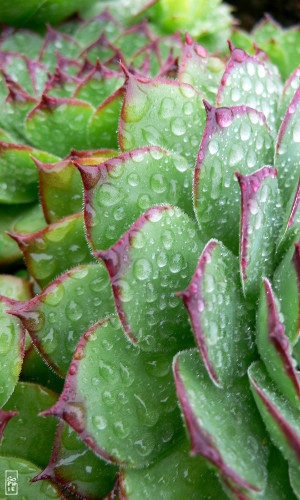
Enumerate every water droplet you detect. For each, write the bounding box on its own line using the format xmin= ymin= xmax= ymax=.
xmin=159 ymin=97 xmax=175 ymax=118
xmin=171 ymin=117 xmax=187 ymax=136
xmin=208 ymin=140 xmax=219 ymax=155
xmin=239 ymin=122 xmax=251 ymax=141
xmin=92 ymin=415 xmax=107 ymax=430
xmin=134 ymin=259 xmax=152 ymax=281
xmin=44 ymin=284 xmax=65 ymax=306
xmin=216 ymin=108 xmax=234 ymax=128
xmin=293 ymin=121 xmax=300 ymax=143
xmin=66 ymin=300 xmax=82 ymax=321
xmin=229 ymin=144 xmax=244 ymax=166
xmin=150 ymin=173 xmax=166 ymax=193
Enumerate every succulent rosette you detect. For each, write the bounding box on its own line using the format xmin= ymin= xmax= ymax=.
xmin=0 ymin=2 xmax=300 ymax=499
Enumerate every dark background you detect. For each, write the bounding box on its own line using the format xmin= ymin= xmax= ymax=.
xmin=230 ymin=0 xmax=300 ymax=29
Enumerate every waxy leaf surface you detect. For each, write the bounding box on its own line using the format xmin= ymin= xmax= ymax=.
xmin=180 ymin=240 xmax=254 ymax=387
xmin=34 ymin=421 xmax=118 ymax=499
xmin=237 ymin=167 xmax=280 ymax=300
xmin=44 ymin=317 xmax=184 ymax=468
xmin=10 ymin=263 xmax=115 ymax=376
xmin=80 ymin=147 xmax=195 ymax=252
xmin=119 ymin=74 xmax=206 ymax=165
xmin=257 ymin=278 xmax=300 ymax=406
xmin=1 ymin=382 xmax=58 ymax=468
xmin=9 ymin=213 xmax=94 ymax=288
xmin=217 ymin=45 xmax=282 ymax=134
xmin=25 ymin=95 xmax=94 ymax=157
xmin=249 ymin=361 xmax=300 ymax=470
xmin=0 ymin=297 xmax=25 ymax=406
xmin=174 ymin=349 xmax=269 ymax=493
xmin=98 ymin=206 xmax=204 ymax=352
xmin=194 ymin=104 xmax=273 ymax=254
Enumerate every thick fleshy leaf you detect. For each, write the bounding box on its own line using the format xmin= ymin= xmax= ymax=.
xmin=0 ymin=142 xmax=59 ymax=204
xmin=79 ymin=147 xmax=195 ymax=252
xmin=1 ymin=382 xmax=58 ymax=468
xmin=278 ymin=67 xmax=300 ymax=127
xmin=33 ymin=421 xmax=118 ymax=498
xmin=277 ymin=178 xmax=300 ymax=256
xmin=78 ymin=32 xmax=118 ymax=65
xmin=0 ymin=30 xmax=43 ymax=59
xmin=119 ymin=73 xmax=206 ymax=165
xmin=8 ymin=213 xmax=94 ymax=288
xmin=1 ymin=53 xmax=36 ymax=96
xmin=21 ymin=346 xmax=64 ymax=394
xmin=257 ymin=278 xmax=300 ymax=406
xmin=73 ymin=61 xmax=124 ymax=108
xmin=88 ymin=86 xmax=125 ymax=150
xmin=249 ymin=361 xmax=300 ymax=469
xmin=25 ymin=94 xmax=94 ymax=157
xmin=0 ymin=456 xmax=61 ymax=498
xmin=0 ymin=203 xmax=46 ymax=267
xmin=178 ymin=33 xmax=225 ymax=102
xmin=34 ymin=149 xmax=115 ymax=223
xmin=0 ymin=409 xmax=18 ymax=442
xmin=39 ymin=26 xmax=81 ymax=72
xmin=42 ymin=317 xmax=184 ymax=468
xmin=236 ymin=167 xmax=280 ymax=299
xmin=174 ymin=350 xmax=269 ymax=493
xmin=273 ymin=243 xmax=300 ymax=345
xmin=194 ymin=103 xmax=274 ymax=254
xmin=179 ymin=239 xmax=254 ymax=387
xmin=290 ymin=465 xmax=300 ymax=499
xmin=120 ymin=437 xmax=224 ymax=499
xmin=0 ymin=297 xmax=25 ymax=407
xmin=0 ymin=275 xmax=32 ymax=301
xmin=275 ymin=86 xmax=300 ymax=206
xmin=217 ymin=44 xmax=282 ymax=134
xmin=75 ymin=11 xmax=120 ymax=46
xmin=9 ymin=263 xmax=115 ymax=376
xmin=1 ymin=86 xmax=38 ymax=140
xmin=98 ymin=206 xmax=203 ymax=352
xmin=45 ymin=68 xmax=80 ymax=99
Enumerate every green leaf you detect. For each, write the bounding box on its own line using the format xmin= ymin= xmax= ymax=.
xmin=75 ymin=10 xmax=120 ymax=46
xmin=277 ymin=67 xmax=300 ymax=127
xmin=217 ymin=44 xmax=282 ymax=135
xmin=33 ymin=421 xmax=118 ymax=498
xmin=230 ymin=29 xmax=254 ymax=53
xmin=194 ymin=103 xmax=274 ymax=254
xmin=79 ymin=32 xmax=116 ymax=65
xmin=179 ymin=239 xmax=254 ymax=387
xmin=98 ymin=206 xmax=203 ymax=352
xmin=0 ymin=142 xmax=58 ymax=204
xmin=0 ymin=275 xmax=32 ymax=301
xmin=43 ymin=316 xmax=184 ymax=467
xmin=276 ymin=178 xmax=300 ymax=256
xmin=236 ymin=167 xmax=281 ymax=300
xmin=0 ymin=456 xmax=61 ymax=498
xmin=119 ymin=73 xmax=206 ymax=165
xmin=25 ymin=95 xmax=94 ymax=157
xmin=8 ymin=213 xmax=94 ymax=288
xmin=45 ymin=69 xmax=80 ymax=99
xmin=34 ymin=149 xmax=115 ymax=223
xmin=1 ymin=382 xmax=58 ymax=468
xmin=88 ymin=86 xmax=125 ymax=150
xmin=257 ymin=278 xmax=300 ymax=406
xmin=0 ymin=409 xmax=18 ymax=442
xmin=39 ymin=26 xmax=81 ymax=72
xmin=174 ymin=349 xmax=269 ymax=493
xmin=275 ymin=86 xmax=300 ymax=206
xmin=290 ymin=464 xmax=300 ymax=499
xmin=0 ymin=30 xmax=43 ymax=59
xmin=0 ymin=297 xmax=25 ymax=407
xmin=1 ymin=87 xmax=38 ymax=141
xmin=178 ymin=34 xmax=225 ymax=103
xmin=273 ymin=243 xmax=300 ymax=345
xmin=10 ymin=263 xmax=115 ymax=376
xmin=21 ymin=345 xmax=64 ymax=393
xmin=249 ymin=361 xmax=300 ymax=469
xmin=79 ymin=147 xmax=195 ymax=252
xmin=74 ymin=63 xmax=124 ymax=108
xmin=121 ymin=437 xmax=225 ymax=499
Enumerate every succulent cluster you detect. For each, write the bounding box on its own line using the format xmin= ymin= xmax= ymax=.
xmin=0 ymin=2 xmax=300 ymax=499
